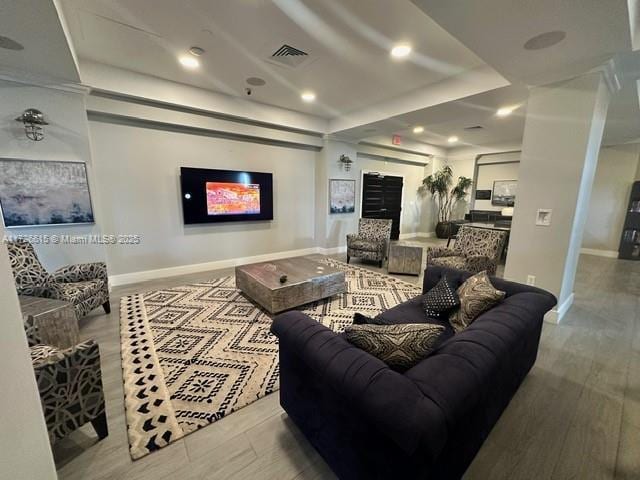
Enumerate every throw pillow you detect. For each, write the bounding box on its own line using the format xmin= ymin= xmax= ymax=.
xmin=353 ymin=312 xmax=388 ymax=325
xmin=449 ymin=271 xmax=505 ymax=333
xmin=345 ymin=323 xmax=445 ymax=371
xmin=422 ymin=276 xmax=460 ymax=319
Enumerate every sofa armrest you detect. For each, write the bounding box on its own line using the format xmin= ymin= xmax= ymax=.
xmin=53 ymin=262 xmax=108 ymax=283
xmin=426 ymin=246 xmax=455 ymax=263
xmin=272 ymin=311 xmax=447 ymax=460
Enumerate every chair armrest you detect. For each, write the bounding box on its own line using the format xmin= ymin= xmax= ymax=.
xmin=33 ymin=340 xmax=105 ymax=438
xmin=53 ymin=262 xmax=108 ymax=283
xmin=465 ymin=255 xmax=497 ymax=275
xmin=271 ymin=312 xmax=447 ymax=460
xmin=426 ymin=246 xmax=455 ymax=263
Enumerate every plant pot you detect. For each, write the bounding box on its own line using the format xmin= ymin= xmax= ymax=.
xmin=435 ymin=221 xmax=452 ymax=239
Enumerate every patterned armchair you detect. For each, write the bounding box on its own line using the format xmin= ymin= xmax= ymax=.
xmin=7 ymin=240 xmax=110 ymax=319
xmin=347 ymin=218 xmax=393 ymax=267
xmin=426 ymin=225 xmax=507 ymax=276
xmin=30 ymin=341 xmax=107 ymax=443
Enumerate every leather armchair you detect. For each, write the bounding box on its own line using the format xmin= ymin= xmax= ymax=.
xmin=6 ymin=240 xmax=110 ymax=319
xmin=347 ymin=218 xmax=393 ymax=268
xmin=426 ymin=225 xmax=507 ymax=275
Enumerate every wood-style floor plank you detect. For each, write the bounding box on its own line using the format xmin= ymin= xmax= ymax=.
xmin=51 ymin=241 xmax=640 ymax=480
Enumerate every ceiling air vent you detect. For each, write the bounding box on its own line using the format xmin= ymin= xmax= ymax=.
xmin=267 ymin=44 xmax=310 ymax=68
xmin=464 ymin=125 xmax=484 ymax=131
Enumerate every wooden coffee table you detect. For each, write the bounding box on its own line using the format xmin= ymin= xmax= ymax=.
xmin=235 ymin=257 xmax=346 ymax=314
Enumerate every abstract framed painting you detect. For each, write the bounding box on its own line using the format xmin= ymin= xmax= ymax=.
xmin=329 ymin=179 xmax=356 ymax=214
xmin=0 ymin=159 xmax=95 ymax=227
xmin=492 ymin=179 xmax=517 ymax=207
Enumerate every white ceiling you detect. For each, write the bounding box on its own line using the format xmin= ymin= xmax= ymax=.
xmin=0 ymin=0 xmax=79 ymax=83
xmin=411 ymin=0 xmax=634 ymax=86
xmin=59 ymin=0 xmax=489 ymax=118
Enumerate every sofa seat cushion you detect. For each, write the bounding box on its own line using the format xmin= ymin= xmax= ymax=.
xmin=56 ymin=280 xmax=106 ymax=304
xmin=345 ymin=323 xmax=445 ymax=371
xmin=430 ymin=256 xmax=468 ymax=271
xmin=348 ymin=238 xmax=383 ymax=251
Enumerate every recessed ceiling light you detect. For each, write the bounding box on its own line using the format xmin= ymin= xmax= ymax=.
xmin=246 ymin=77 xmax=266 ymax=86
xmin=301 ymin=91 xmax=316 ymax=102
xmin=412 ymin=126 xmax=424 ymax=134
xmin=179 ymin=55 xmax=199 ymax=69
xmin=0 ymin=35 xmax=24 ymax=51
xmin=390 ymin=44 xmax=412 ymax=59
xmin=496 ymin=106 xmax=517 ymax=117
xmin=523 ymin=31 xmax=566 ymax=50
xmin=447 ymin=136 xmax=459 ymax=143
xmin=189 ymin=46 xmax=205 ymax=56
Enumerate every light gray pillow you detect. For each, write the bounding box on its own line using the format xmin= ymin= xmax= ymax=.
xmin=345 ymin=323 xmax=445 ymax=371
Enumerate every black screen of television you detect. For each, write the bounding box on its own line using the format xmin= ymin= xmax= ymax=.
xmin=180 ymin=167 xmax=273 ymax=224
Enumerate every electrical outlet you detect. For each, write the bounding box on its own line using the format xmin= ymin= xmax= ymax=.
xmin=526 ymin=275 xmax=536 ymax=286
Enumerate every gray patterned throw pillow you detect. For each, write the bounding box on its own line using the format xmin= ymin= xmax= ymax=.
xmin=345 ymin=323 xmax=445 ymax=371
xmin=449 ymin=271 xmax=505 ymax=333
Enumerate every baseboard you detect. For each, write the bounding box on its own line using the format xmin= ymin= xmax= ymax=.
xmin=544 ymin=292 xmax=575 ymax=324
xmin=580 ymin=248 xmax=619 ymax=258
xmin=108 ymin=247 xmax=320 ymax=287
xmin=399 ymin=231 xmax=435 ymax=239
xmin=319 ymin=245 xmax=347 ymax=255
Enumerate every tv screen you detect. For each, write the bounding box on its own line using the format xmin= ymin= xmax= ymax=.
xmin=180 ymin=167 xmax=273 ymax=224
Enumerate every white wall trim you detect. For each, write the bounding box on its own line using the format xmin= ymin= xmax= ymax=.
xmin=399 ymin=231 xmax=436 ymax=239
xmin=319 ymin=245 xmax=348 ymax=255
xmin=544 ymin=292 xmax=575 ymax=324
xmin=109 ymin=247 xmax=320 ymax=287
xmin=580 ymin=248 xmax=619 ymax=258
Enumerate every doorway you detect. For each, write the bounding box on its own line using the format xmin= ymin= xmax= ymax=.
xmin=361 ymin=172 xmax=403 ymax=240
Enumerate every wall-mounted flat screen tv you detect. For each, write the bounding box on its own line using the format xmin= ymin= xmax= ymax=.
xmin=180 ymin=167 xmax=273 ymax=224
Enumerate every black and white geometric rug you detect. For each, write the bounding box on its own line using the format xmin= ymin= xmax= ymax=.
xmin=119 ymin=258 xmax=420 ymax=459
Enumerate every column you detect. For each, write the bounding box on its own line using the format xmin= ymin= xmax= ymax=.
xmin=504 ymin=72 xmax=612 ymax=322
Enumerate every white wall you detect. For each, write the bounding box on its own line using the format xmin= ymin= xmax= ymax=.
xmin=0 ymin=229 xmax=57 ymax=480
xmin=89 ymin=120 xmax=317 ymax=279
xmin=0 ymin=79 xmax=106 ymax=269
xmin=583 ymin=144 xmax=640 ymax=252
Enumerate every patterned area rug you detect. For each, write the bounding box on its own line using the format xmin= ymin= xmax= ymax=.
xmin=120 ymin=258 xmax=421 ymax=459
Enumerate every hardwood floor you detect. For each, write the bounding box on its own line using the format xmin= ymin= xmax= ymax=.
xmin=53 ymin=240 xmax=640 ymax=480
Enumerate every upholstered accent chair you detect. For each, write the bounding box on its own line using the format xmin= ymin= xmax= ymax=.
xmin=7 ymin=240 xmax=110 ymax=319
xmin=426 ymin=225 xmax=507 ymax=275
xmin=347 ymin=218 xmax=393 ymax=267
xmin=30 ymin=341 xmax=107 ymax=443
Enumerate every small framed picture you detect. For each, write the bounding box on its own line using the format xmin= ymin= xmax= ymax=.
xmin=329 ymin=179 xmax=355 ymax=214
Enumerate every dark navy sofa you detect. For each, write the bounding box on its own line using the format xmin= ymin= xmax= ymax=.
xmin=271 ymin=266 xmax=557 ymax=480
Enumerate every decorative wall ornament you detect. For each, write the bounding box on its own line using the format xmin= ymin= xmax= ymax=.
xmin=0 ymin=159 xmax=95 ymax=227
xmin=329 ymin=179 xmax=356 ymax=214
xmin=339 ymin=154 xmax=353 ymax=172
xmin=15 ymin=108 xmax=49 ymax=141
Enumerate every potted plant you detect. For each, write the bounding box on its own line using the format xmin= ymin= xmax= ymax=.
xmin=420 ymin=165 xmax=472 ymax=239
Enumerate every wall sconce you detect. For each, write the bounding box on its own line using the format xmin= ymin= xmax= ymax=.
xmin=15 ymin=108 xmax=48 ymax=141
xmin=339 ymin=154 xmax=353 ymax=172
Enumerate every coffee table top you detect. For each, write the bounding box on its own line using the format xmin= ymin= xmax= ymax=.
xmin=235 ymin=257 xmax=344 ymax=290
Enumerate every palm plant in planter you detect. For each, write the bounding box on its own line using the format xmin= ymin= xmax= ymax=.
xmin=420 ymin=166 xmax=472 ymax=239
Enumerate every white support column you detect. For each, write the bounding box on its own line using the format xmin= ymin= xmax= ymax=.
xmin=504 ymin=72 xmax=612 ymax=322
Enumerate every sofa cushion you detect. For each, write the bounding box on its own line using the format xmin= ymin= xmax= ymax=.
xmin=348 ymin=238 xmax=383 ymax=251
xmin=431 ymin=255 xmax=468 ymax=271
xmin=422 ymin=276 xmax=460 ymax=319
xmin=30 ymin=344 xmax=66 ymax=367
xmin=56 ymin=280 xmax=106 ymax=304
xmin=344 ymin=323 xmax=445 ymax=371
xmin=449 ymin=271 xmax=505 ymax=332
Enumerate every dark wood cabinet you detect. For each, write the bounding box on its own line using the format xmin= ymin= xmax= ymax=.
xmin=619 ymin=181 xmax=640 ymax=260
xmin=362 ymin=172 xmax=403 ymax=240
